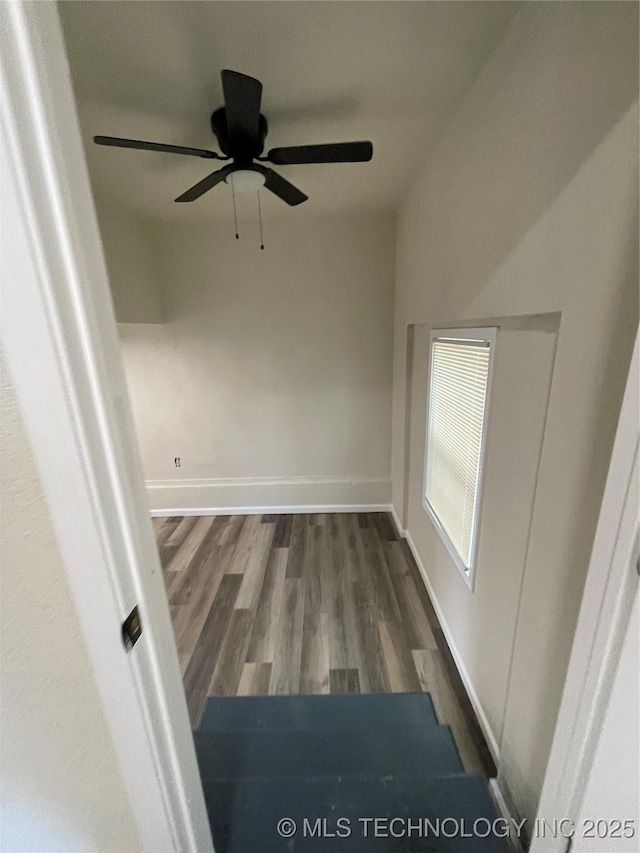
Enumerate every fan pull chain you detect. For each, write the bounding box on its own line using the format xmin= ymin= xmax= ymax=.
xmin=231 ymin=182 xmax=239 ymax=239
xmin=257 ymin=190 xmax=264 ymax=250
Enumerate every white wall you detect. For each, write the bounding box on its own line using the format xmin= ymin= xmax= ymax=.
xmin=407 ymin=319 xmax=559 ymax=758
xmin=119 ymin=212 xmax=396 ymax=511
xmin=391 ymin=1 xmax=638 ymax=829
xmin=96 ymin=200 xmax=163 ymax=324
xmin=0 ymin=361 xmax=141 ymax=853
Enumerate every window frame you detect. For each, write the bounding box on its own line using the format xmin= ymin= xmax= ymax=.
xmin=422 ymin=326 xmax=498 ymax=591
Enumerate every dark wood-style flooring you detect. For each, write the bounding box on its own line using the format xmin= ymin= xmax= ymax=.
xmin=155 ymin=512 xmax=495 ymax=777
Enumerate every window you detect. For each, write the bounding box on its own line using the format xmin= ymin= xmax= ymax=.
xmin=423 ymin=327 xmax=496 ymax=587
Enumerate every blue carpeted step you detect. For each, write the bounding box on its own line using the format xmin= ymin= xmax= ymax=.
xmin=202 ymin=773 xmax=510 ymax=852
xmin=198 ymin=692 xmax=438 ymax=732
xmin=194 ymin=724 xmax=464 ymax=781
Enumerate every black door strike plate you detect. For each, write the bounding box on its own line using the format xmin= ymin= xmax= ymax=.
xmin=122 ymin=605 xmax=142 ymax=651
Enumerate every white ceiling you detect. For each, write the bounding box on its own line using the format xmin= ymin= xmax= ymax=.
xmin=59 ymin=1 xmax=517 ymax=223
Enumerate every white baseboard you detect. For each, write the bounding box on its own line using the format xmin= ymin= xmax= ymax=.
xmin=151 ymin=504 xmax=392 ymax=518
xmin=404 ymin=530 xmax=501 ymax=764
xmin=489 ymin=779 xmax=525 ymax=853
xmin=389 ymin=504 xmax=406 ymax=538
xmin=146 ymin=475 xmax=391 ymax=513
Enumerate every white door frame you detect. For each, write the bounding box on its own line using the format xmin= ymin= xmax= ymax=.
xmin=2 ymin=3 xmax=637 ymax=850
xmin=531 ymin=331 xmax=639 ymax=853
xmin=0 ymin=2 xmax=212 ymax=851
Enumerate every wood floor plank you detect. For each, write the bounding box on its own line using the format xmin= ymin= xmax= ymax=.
xmin=183 ymin=573 xmax=242 ymax=725
xmin=285 ymin=514 xmax=308 ymax=578
xmin=340 ymin=574 xmax=365 ymax=675
xmin=399 ymin=538 xmax=442 ymax=635
xmin=378 ymin=620 xmax=422 ymax=693
xmin=163 ymin=570 xmax=179 ymax=598
xmin=156 ymin=519 xmax=181 ymax=549
xmin=166 ymin=516 xmax=214 ymax=573
xmin=269 ymin=578 xmax=304 ymax=694
xmin=432 ymin=636 xmax=497 ymax=777
xmin=234 ymin=523 xmax=275 ymax=610
xmin=352 ymin=582 xmax=390 ymax=693
xmin=152 ymin=517 xmax=168 ymax=541
xmin=208 ymin=609 xmax=254 ymax=697
xmin=226 ymin=514 xmax=263 ymax=574
xmin=335 ymin=513 xmax=359 ymax=584
xmin=350 ymin=526 xmax=378 ymax=611
xmin=272 ymin=514 xmax=292 ymax=548
xmin=165 ymin=515 xmax=196 ymax=547
xmin=300 ymin=610 xmax=330 ymax=695
xmin=169 ymin=516 xmax=230 ymax=606
xmin=363 ymin=526 xmax=402 ymax=621
xmin=253 ymin=662 xmax=273 ymax=695
xmin=237 ymin=662 xmax=273 ymax=696
xmin=218 ymin=514 xmax=246 ymax=548
xmin=325 ymin=517 xmax=352 ymax=670
xmin=350 ymin=520 xmax=399 ymax=621
xmin=302 ymin=525 xmax=323 ymax=611
xmin=370 ymin=512 xmax=398 ymax=542
xmin=245 ymin=547 xmax=288 ymax=664
xmin=300 ymin=516 xmax=335 ymax=694
xmin=237 ymin=662 xmax=258 ymax=696
xmin=172 ymin=544 xmax=235 ymax=674
xmin=159 ymin=545 xmax=179 ymax=572
xmin=412 ymin=648 xmax=486 ymax=775
xmin=384 ymin=541 xmax=438 ymax=650
xmin=329 ymin=668 xmax=361 ymax=694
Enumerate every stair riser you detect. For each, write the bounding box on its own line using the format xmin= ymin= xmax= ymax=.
xmin=195 ymin=725 xmax=464 ymax=780
xmin=204 ymin=775 xmax=510 ymax=853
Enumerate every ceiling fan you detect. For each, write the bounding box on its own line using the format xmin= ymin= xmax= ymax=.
xmin=93 ymin=69 xmax=373 ymax=206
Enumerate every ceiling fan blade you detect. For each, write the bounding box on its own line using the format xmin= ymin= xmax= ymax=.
xmin=221 ymin=70 xmax=263 ymax=144
xmin=267 ymin=141 xmax=373 ymax=165
xmin=174 ymin=166 xmax=232 ymax=203
xmin=93 ymin=135 xmax=220 ymax=159
xmin=262 ymin=168 xmax=308 ymax=206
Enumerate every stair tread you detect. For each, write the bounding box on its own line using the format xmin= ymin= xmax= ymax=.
xmin=203 ymin=773 xmax=510 ymax=852
xmin=198 ymin=692 xmax=439 ymax=732
xmin=194 ymin=724 xmax=464 ymax=780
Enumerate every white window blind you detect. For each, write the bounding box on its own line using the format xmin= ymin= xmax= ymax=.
xmin=424 ymin=334 xmax=493 ymax=573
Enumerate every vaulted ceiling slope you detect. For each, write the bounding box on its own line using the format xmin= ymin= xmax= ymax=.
xmin=59 ymin=1 xmax=517 ymax=222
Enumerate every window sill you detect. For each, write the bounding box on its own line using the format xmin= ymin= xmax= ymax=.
xmin=423 ymin=498 xmax=476 ymax=592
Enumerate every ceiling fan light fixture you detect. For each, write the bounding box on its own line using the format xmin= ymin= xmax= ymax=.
xmin=225 ymin=169 xmax=266 ymax=193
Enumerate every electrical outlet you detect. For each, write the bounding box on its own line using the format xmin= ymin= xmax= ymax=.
xmin=174 ymin=457 xmax=181 ymax=468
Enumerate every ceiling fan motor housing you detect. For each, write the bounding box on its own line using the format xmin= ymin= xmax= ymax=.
xmin=211 ymin=107 xmax=268 ymax=162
